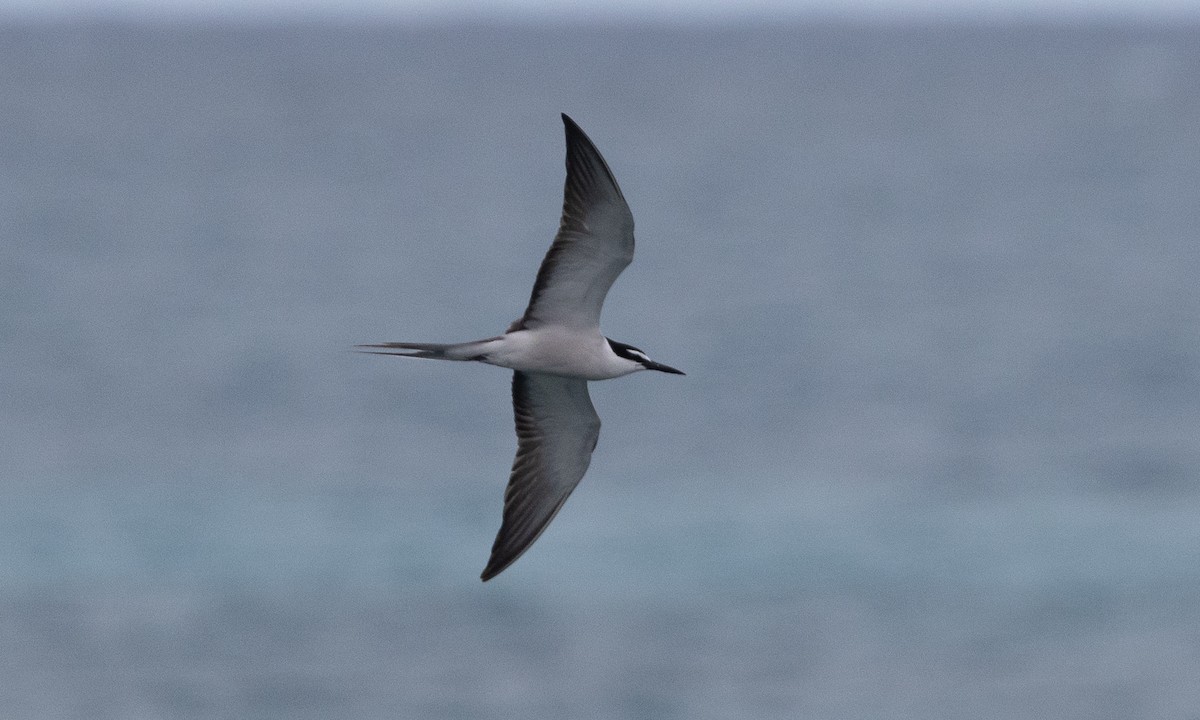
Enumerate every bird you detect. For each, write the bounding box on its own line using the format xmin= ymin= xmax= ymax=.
xmin=360 ymin=113 xmax=683 ymax=581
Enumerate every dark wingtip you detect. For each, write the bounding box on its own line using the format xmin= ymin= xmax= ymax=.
xmin=479 ymin=543 xmax=508 ymax=581
xmin=480 ymin=558 xmax=508 ymax=582
xmin=561 ymin=113 xmax=585 ymax=139
xmin=480 ymin=534 xmax=529 ymax=581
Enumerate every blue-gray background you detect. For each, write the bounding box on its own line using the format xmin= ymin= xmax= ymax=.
xmin=3 ymin=20 xmax=1199 ymax=719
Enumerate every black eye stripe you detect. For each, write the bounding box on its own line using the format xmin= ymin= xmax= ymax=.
xmin=606 ymin=338 xmax=649 ymax=363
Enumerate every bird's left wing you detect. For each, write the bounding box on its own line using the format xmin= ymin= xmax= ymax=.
xmin=480 ymin=371 xmax=601 ymax=581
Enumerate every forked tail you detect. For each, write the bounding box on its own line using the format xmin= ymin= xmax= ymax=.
xmin=355 ymin=337 xmax=501 ymax=361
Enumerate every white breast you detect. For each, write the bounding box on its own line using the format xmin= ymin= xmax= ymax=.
xmin=481 ymin=328 xmax=640 ymax=380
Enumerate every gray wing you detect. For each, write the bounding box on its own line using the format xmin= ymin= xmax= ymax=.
xmin=480 ymin=371 xmax=601 ymax=581
xmin=516 ymin=114 xmax=635 ymax=331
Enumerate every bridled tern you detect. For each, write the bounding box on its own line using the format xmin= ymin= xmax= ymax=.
xmin=360 ymin=114 xmax=684 ymax=581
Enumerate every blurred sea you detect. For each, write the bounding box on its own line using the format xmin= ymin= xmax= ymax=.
xmin=2 ymin=20 xmax=1199 ymax=719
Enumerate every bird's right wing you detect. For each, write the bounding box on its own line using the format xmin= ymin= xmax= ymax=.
xmin=515 ymin=114 xmax=635 ymax=332
xmin=480 ymin=371 xmax=601 ymax=581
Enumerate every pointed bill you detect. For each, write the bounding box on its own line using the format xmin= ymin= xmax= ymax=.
xmin=516 ymin=114 xmax=635 ymax=331
xmin=481 ymin=371 xmax=601 ymax=581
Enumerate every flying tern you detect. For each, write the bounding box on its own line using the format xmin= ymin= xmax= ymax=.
xmin=360 ymin=114 xmax=683 ymax=581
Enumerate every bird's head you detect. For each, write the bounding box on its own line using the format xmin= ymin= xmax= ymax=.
xmin=607 ymin=338 xmax=685 ymax=375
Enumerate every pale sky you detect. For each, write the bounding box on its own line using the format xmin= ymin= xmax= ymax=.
xmin=2 ymin=0 xmax=1197 ymax=21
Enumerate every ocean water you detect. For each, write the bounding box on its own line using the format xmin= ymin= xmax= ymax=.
xmin=2 ymin=20 xmax=1199 ymax=719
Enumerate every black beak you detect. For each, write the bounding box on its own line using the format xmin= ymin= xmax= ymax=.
xmin=646 ymin=361 xmax=685 ymax=375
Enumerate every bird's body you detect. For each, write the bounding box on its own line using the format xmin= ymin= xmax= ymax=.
xmin=361 ymin=114 xmax=682 ymax=581
xmin=370 ymin=329 xmax=650 ymax=380
xmin=494 ymin=328 xmax=629 ymax=379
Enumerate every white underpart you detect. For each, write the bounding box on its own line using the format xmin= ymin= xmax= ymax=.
xmin=477 ymin=328 xmax=643 ymax=380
